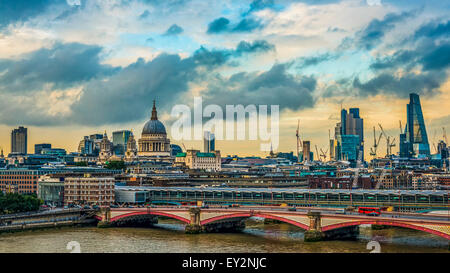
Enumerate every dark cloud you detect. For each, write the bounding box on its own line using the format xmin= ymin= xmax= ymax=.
xmin=70 ymin=54 xmax=197 ymax=125
xmin=420 ymin=43 xmax=450 ymax=71
xmin=232 ymin=18 xmax=264 ymax=32
xmin=192 ymin=47 xmax=232 ymax=67
xmin=414 ymin=20 xmax=450 ymax=40
xmin=245 ymin=0 xmax=276 ymax=15
xmin=353 ymin=72 xmax=446 ymax=98
xmin=370 ymin=49 xmax=416 ymax=71
xmin=352 ymin=10 xmax=416 ymax=50
xmin=0 ymin=0 xmax=66 ymax=28
xmin=192 ymin=40 xmax=275 ymax=67
xmin=163 ymin=24 xmax=184 ymax=36
xmin=206 ymin=17 xmax=230 ymax=34
xmin=0 ymin=40 xmax=278 ymax=126
xmin=297 ymin=53 xmax=340 ymax=68
xmin=235 ymin=40 xmax=275 ymax=55
xmin=370 ymin=41 xmax=450 ymax=72
xmin=0 ymin=42 xmax=117 ymax=93
xmin=202 ymin=63 xmax=316 ymax=111
xmin=206 ymin=17 xmax=264 ymax=34
xmin=349 ymin=18 xmax=450 ymax=99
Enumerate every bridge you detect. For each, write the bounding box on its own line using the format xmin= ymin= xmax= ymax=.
xmin=95 ymin=206 xmax=450 ymax=241
xmin=116 ymin=186 xmax=450 ymax=211
xmin=0 ymin=208 xmax=97 ymax=233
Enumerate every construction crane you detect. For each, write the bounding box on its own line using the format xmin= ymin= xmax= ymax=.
xmin=370 ymin=126 xmax=383 ymax=158
xmin=378 ymin=124 xmax=396 ymax=157
xmin=315 ymin=145 xmax=320 ymax=162
xmin=444 ymin=127 xmax=448 ymax=144
xmin=328 ymin=129 xmax=332 ymax=161
xmin=320 ymin=147 xmax=328 ymax=162
xmin=181 ymin=143 xmax=187 ymax=152
xmin=296 ymin=120 xmax=301 ymax=163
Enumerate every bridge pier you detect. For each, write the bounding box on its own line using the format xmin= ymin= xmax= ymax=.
xmin=185 ymin=207 xmax=202 ymax=234
xmin=304 ymin=211 xmax=325 ymax=242
xmin=97 ymin=207 xmax=112 ymax=228
xmin=304 ymin=211 xmax=360 ymax=242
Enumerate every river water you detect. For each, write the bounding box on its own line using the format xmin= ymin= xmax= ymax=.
xmin=0 ymin=220 xmax=448 ymax=253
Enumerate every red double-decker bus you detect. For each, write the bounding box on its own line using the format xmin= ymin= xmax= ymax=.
xmin=358 ymin=207 xmax=381 ymax=216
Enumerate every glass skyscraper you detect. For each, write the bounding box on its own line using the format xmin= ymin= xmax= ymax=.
xmin=203 ymin=131 xmax=215 ymax=153
xmin=112 ymin=130 xmax=132 ymax=156
xmin=333 ymin=108 xmax=364 ymax=162
xmin=405 ymin=93 xmax=430 ymax=157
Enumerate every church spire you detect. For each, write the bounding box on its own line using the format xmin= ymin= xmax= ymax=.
xmin=151 ymin=100 xmax=158 ymax=120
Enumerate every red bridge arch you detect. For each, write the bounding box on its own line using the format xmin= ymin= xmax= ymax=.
xmin=108 ymin=211 xmax=191 ymax=224
xmin=322 ymin=220 xmax=450 ymax=240
xmin=200 ymin=212 xmax=309 ymax=230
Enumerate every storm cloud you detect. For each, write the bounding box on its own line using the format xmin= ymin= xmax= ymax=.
xmin=202 ymin=63 xmax=317 ymax=111
xmin=0 ymin=39 xmax=279 ymax=126
xmin=0 ymin=42 xmax=117 ymax=93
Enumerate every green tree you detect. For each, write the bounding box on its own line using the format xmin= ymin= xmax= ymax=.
xmin=0 ymin=192 xmax=42 ymax=215
xmin=105 ymin=160 xmax=125 ymax=170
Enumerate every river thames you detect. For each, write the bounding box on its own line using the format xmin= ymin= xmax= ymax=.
xmin=0 ymin=220 xmax=448 ymax=253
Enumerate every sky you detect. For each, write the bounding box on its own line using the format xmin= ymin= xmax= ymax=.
xmin=0 ymin=0 xmax=449 ymax=159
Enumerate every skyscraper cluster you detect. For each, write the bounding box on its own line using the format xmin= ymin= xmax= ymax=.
xmin=331 ymin=108 xmax=364 ymax=163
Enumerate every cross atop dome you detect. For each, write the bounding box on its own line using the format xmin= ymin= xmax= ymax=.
xmin=151 ymin=100 xmax=158 ymax=120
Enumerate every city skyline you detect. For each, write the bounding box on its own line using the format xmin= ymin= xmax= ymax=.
xmin=0 ymin=93 xmax=447 ymax=159
xmin=0 ymin=0 xmax=449 ymax=158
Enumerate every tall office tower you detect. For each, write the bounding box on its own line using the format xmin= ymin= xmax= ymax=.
xmin=437 ymin=140 xmax=448 ymax=159
xmin=302 ymin=141 xmax=311 ymax=162
xmin=334 ymin=108 xmax=364 ymax=161
xmin=35 ymin=143 xmax=51 ymax=154
xmin=405 ymin=93 xmax=430 ymax=157
xmin=78 ymin=136 xmax=94 ymax=155
xmin=112 ymin=130 xmax=132 ymax=156
xmin=203 ymin=131 xmax=215 ymax=153
xmin=11 ymin=126 xmax=27 ymax=154
xmin=90 ymin=134 xmax=103 ymax=155
xmin=399 ymin=132 xmax=410 ymax=158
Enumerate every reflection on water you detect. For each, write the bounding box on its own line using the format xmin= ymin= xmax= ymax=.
xmin=0 ymin=219 xmax=448 ymax=253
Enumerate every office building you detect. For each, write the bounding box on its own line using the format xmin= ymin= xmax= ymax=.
xmin=78 ymin=136 xmax=94 ymax=155
xmin=41 ymin=148 xmax=67 ymax=157
xmin=35 ymin=143 xmax=51 ymax=154
xmin=11 ymin=126 xmax=27 ymax=154
xmin=405 ymin=93 xmax=430 ymax=158
xmin=337 ymin=135 xmax=360 ymax=161
xmin=38 ymin=175 xmax=65 ymax=207
xmin=112 ymin=130 xmax=132 ymax=156
xmin=333 ymin=108 xmax=364 ymax=162
xmin=64 ymin=174 xmax=115 ymax=206
xmin=175 ymin=149 xmax=221 ymax=171
xmin=203 ymin=131 xmax=215 ymax=153
xmin=302 ymin=141 xmax=311 ymax=162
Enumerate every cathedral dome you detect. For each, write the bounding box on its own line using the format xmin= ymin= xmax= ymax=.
xmin=142 ymin=100 xmax=167 ymax=135
xmin=142 ymin=119 xmax=166 ymax=135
